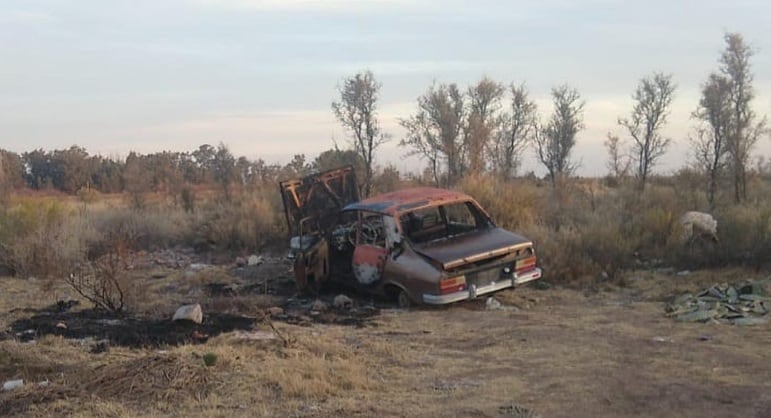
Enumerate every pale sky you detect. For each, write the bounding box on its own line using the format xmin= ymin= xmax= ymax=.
xmin=1 ymin=0 xmax=770 ymax=176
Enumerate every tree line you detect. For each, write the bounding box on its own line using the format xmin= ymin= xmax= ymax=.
xmin=333 ymin=32 xmax=767 ymax=206
xmin=0 ymin=143 xmax=371 ymax=205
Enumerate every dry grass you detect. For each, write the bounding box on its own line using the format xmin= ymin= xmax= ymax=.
xmin=2 ymin=268 xmax=771 ymax=417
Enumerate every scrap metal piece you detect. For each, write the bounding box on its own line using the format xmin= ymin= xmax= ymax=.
xmin=676 ymin=309 xmax=717 ymax=322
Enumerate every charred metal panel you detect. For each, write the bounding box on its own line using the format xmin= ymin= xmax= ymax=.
xmin=352 ymin=245 xmax=387 ymax=285
xmin=343 ymin=187 xmax=473 ymax=217
xmin=293 ymin=239 xmax=329 ymax=291
xmin=279 ymin=166 xmax=359 ymax=236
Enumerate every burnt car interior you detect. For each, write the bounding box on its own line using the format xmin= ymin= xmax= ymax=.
xmin=400 ymin=201 xmax=492 ymax=244
xmin=328 ymin=210 xmax=387 ymax=280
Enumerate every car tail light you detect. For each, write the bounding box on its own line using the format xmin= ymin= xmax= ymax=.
xmin=439 ymin=276 xmax=466 ymax=294
xmin=516 ymin=255 xmax=537 ymax=274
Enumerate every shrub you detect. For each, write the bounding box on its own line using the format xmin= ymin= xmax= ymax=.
xmin=66 ymin=240 xmax=134 ymax=313
xmin=203 ymin=352 xmax=218 ymax=367
xmin=88 ymin=207 xmax=187 ymax=253
xmin=711 ymin=205 xmax=771 ymax=268
xmin=0 ymin=201 xmax=93 ymax=278
xmin=459 ymin=176 xmax=540 ymax=230
xmin=581 ymin=215 xmax=636 ymax=282
xmin=524 ymin=224 xmax=595 ymax=284
xmin=188 ymin=192 xmax=285 ymax=252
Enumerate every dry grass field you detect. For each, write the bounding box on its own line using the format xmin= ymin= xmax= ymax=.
xmin=2 ymin=256 xmax=770 ymax=418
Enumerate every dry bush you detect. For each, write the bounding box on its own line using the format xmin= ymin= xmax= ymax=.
xmin=709 ymin=205 xmax=771 ymax=268
xmin=66 ymin=243 xmax=136 ymax=313
xmin=0 ymin=201 xmax=184 ymax=310
xmin=0 ymin=201 xmax=94 ymax=278
xmin=580 ymin=215 xmax=636 ymax=282
xmin=524 ymin=224 xmax=595 ymax=284
xmin=188 ymin=192 xmax=285 ymax=252
xmin=87 ymin=207 xmax=187 ymax=253
xmin=459 ymin=176 xmax=540 ymax=230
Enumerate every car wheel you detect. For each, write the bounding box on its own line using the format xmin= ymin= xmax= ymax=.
xmin=397 ymin=289 xmax=412 ymax=309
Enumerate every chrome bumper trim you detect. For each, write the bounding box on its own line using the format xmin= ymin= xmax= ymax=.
xmin=422 ymin=268 xmax=542 ymax=304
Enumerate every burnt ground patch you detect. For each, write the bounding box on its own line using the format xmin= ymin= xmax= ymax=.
xmin=278 ymin=300 xmax=381 ymax=328
xmin=10 ymin=309 xmax=255 ymax=348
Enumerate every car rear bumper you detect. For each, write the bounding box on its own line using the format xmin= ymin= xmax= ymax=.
xmin=422 ymin=268 xmax=542 ymax=304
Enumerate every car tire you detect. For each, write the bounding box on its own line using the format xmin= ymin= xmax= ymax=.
xmin=397 ymin=289 xmax=412 ymax=309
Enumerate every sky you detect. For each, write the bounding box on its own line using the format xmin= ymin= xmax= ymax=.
xmin=1 ymin=0 xmax=770 ymax=176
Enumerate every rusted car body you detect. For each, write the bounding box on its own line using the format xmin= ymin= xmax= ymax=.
xmin=280 ymin=166 xmax=542 ymax=306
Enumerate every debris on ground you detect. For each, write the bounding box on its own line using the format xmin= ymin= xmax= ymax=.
xmin=278 ymin=297 xmax=380 ymax=327
xmin=310 ymin=299 xmax=329 ymax=312
xmin=2 ymin=380 xmax=23 ymax=391
xmin=266 ymin=307 xmax=284 ymax=316
xmin=247 ymin=255 xmax=264 ymax=266
xmin=498 ymin=403 xmax=540 ymax=417
xmin=187 ymin=263 xmax=213 ymax=272
xmin=486 ymin=297 xmax=503 ymax=310
xmin=666 ymin=279 xmax=770 ymax=325
xmin=231 ymin=330 xmax=278 ymax=341
xmin=333 ymin=294 xmax=354 ymax=310
xmin=485 ymin=296 xmax=518 ymax=312
xmin=172 ymin=304 xmax=203 ymax=324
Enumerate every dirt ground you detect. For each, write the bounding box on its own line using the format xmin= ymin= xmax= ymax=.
xmin=1 ymin=254 xmax=770 ymax=418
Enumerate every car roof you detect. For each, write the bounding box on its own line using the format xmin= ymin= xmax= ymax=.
xmin=342 ymin=187 xmax=474 ymax=216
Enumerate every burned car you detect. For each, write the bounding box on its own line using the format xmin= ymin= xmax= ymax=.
xmin=279 ymin=166 xmax=542 ymax=306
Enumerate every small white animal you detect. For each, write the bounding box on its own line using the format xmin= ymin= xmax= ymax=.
xmin=680 ymin=211 xmax=718 ymax=242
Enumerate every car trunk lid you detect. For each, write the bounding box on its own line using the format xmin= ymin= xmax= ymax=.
xmin=279 ymin=166 xmax=360 ymax=236
xmin=411 ymin=227 xmax=532 ymax=270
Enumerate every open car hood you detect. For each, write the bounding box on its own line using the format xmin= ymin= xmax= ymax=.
xmin=279 ymin=166 xmax=360 ymax=236
xmin=412 ymin=227 xmax=532 ymax=270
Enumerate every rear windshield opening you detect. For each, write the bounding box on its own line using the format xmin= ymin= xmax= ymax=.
xmin=400 ymin=201 xmax=490 ymax=244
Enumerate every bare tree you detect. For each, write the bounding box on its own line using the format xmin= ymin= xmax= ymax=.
xmin=692 ymin=73 xmax=732 ymax=208
xmin=465 ymin=77 xmax=504 ymax=176
xmin=618 ymin=72 xmax=676 ymax=189
xmin=400 ymin=113 xmax=443 ymax=186
xmin=604 ymin=133 xmax=631 ymax=180
xmin=332 ymin=70 xmax=388 ymax=197
xmin=399 ymin=83 xmax=465 ymax=187
xmin=718 ymin=33 xmax=767 ymax=203
xmin=491 ymin=83 xmax=538 ymax=179
xmin=534 ymin=85 xmax=584 ymax=187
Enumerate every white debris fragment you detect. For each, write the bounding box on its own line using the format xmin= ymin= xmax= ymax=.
xmin=333 ymin=294 xmax=354 ymax=310
xmin=310 ymin=299 xmax=328 ymax=312
xmin=232 ymin=330 xmax=277 ymax=341
xmin=172 ymin=304 xmax=203 ymax=324
xmin=3 ymin=379 xmax=23 ymax=391
xmin=247 ymin=255 xmax=264 ymax=266
xmin=188 ymin=263 xmax=212 ymax=272
xmin=485 ymin=297 xmax=503 ymax=311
